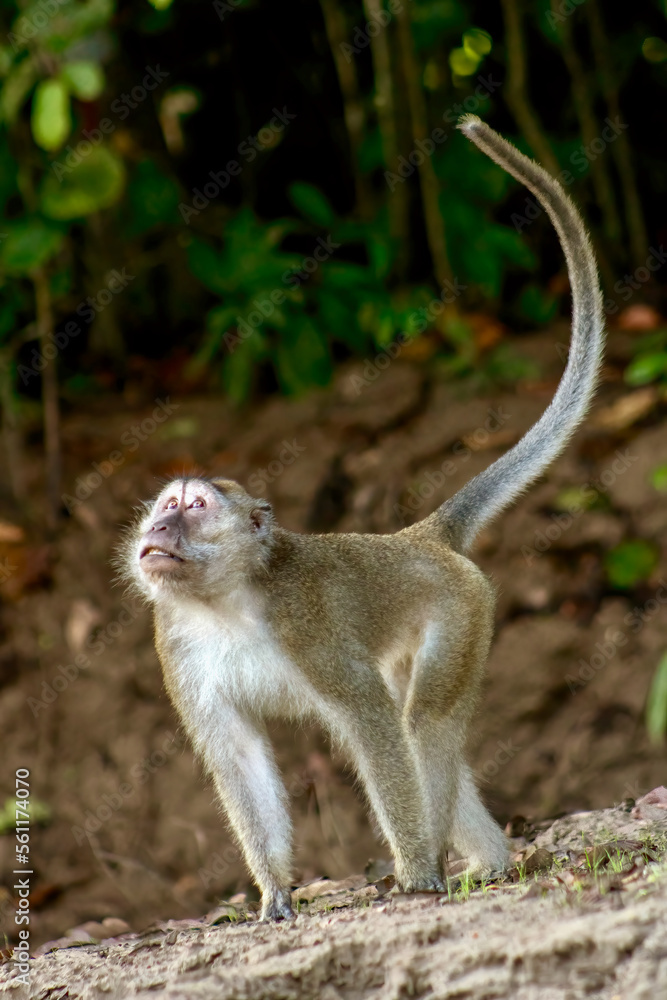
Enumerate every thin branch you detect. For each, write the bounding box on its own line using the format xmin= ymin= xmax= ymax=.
xmin=586 ymin=0 xmax=648 ymax=268
xmin=33 ymin=268 xmax=61 ymax=528
xmin=362 ymin=0 xmax=410 ymax=277
xmin=551 ymin=0 xmax=623 ymax=247
xmin=319 ymin=0 xmax=374 ymax=219
xmin=0 ymin=352 xmax=25 ymax=502
xmin=395 ymin=2 xmax=452 ymax=286
xmin=500 ymin=0 xmax=561 ymax=177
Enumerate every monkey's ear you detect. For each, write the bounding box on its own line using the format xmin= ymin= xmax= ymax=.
xmin=249 ymin=500 xmax=273 ymax=539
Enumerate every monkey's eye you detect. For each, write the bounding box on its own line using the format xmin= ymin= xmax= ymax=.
xmin=189 ymin=498 xmax=206 ymax=509
xmin=166 ymin=498 xmax=178 ymax=510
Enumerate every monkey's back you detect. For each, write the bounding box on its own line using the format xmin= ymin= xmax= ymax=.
xmin=261 ymin=527 xmax=495 ymax=709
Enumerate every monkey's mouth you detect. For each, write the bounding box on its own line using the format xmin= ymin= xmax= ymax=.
xmin=140 ymin=545 xmax=184 ymax=571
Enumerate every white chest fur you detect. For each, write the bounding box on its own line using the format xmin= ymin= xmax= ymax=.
xmin=158 ymin=589 xmax=309 ymax=719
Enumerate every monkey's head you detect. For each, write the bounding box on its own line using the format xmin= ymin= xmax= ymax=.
xmin=120 ymin=477 xmax=274 ymax=602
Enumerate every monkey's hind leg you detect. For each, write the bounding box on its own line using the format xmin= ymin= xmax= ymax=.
xmin=403 ymin=615 xmax=508 ymax=879
xmin=450 ymin=763 xmax=508 ymax=878
xmin=195 ymin=704 xmax=295 ymax=921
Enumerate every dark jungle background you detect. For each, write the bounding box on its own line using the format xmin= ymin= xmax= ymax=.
xmin=0 ymin=0 xmax=666 ymax=949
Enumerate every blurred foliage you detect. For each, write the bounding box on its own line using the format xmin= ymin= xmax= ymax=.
xmin=650 ymin=463 xmax=667 ymax=493
xmin=0 ymin=796 xmax=51 ymax=834
xmin=625 ymin=329 xmax=667 ymax=387
xmin=0 ymin=0 xmax=661 ymax=409
xmin=603 ymin=540 xmax=660 ymax=590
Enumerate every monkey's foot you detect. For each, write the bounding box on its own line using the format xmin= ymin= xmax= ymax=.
xmin=395 ymin=873 xmax=446 ymax=894
xmin=260 ymin=889 xmax=295 ymax=921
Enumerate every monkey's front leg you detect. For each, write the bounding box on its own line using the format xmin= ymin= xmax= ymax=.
xmin=196 ymin=704 xmax=294 ymax=921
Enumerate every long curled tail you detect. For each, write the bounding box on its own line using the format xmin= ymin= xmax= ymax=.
xmin=431 ymin=115 xmax=605 ymax=554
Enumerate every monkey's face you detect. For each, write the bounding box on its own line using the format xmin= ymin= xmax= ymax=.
xmin=123 ymin=477 xmax=274 ymax=601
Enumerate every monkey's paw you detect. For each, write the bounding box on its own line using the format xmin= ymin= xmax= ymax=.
xmin=396 ymin=873 xmax=446 ymax=894
xmin=260 ymin=889 xmax=295 ymax=921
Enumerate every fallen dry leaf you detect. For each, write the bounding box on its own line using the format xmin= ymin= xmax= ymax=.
xmin=292 ymin=874 xmax=367 ymax=903
xmin=461 ymin=428 xmax=519 ymax=452
xmin=616 ymin=304 xmax=663 ymax=330
xmin=0 ymin=521 xmax=24 ymax=543
xmin=65 ymin=598 xmax=103 ymax=653
xmin=591 ymin=386 xmax=659 ymax=431
xmin=524 ymin=848 xmax=554 ymax=875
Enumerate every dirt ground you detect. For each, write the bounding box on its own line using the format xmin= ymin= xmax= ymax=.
xmin=4 ymin=794 xmax=667 ymax=999
xmin=0 ymin=323 xmax=666 ymax=962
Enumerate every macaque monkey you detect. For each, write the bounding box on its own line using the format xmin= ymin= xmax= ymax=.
xmin=120 ymin=116 xmax=604 ymax=920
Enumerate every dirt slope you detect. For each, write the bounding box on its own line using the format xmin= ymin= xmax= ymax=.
xmin=4 ymin=797 xmax=667 ymax=999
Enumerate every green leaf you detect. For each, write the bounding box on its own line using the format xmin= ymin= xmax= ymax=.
xmin=188 ymin=304 xmax=239 ymax=374
xmin=449 ymin=46 xmax=480 ymax=76
xmin=275 ymin=317 xmax=331 ymax=393
xmin=604 ymin=540 xmax=659 ymax=589
xmin=646 ymin=652 xmax=667 ymax=744
xmin=61 ymin=61 xmax=105 ymax=101
xmin=186 ymin=239 xmax=228 ymax=296
xmin=1 ymin=57 xmax=37 ymax=124
xmin=0 ymin=796 xmax=50 ymax=835
xmin=518 ymin=283 xmax=558 ymax=324
xmin=222 ymin=336 xmax=259 ymax=404
xmin=553 ymin=485 xmax=606 ymax=513
xmin=317 ymin=290 xmax=363 ymax=351
xmin=31 ymin=78 xmax=71 ymax=151
xmin=288 ymin=182 xmax=335 ymax=227
xmin=0 ymin=218 xmax=63 ymax=274
xmin=624 ymin=351 xmax=667 ymax=386
xmin=650 ymin=464 xmax=667 ymax=493
xmin=463 ymin=27 xmax=492 ymax=57
xmin=40 ymin=146 xmax=125 ymax=219
xmin=322 ymin=262 xmax=371 ymax=289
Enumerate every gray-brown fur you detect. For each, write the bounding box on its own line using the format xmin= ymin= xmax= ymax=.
xmin=118 ymin=117 xmax=604 ymax=920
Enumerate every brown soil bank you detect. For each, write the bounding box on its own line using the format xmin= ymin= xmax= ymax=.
xmin=0 ymin=328 xmax=666 ymax=950
xmin=4 ymin=796 xmax=667 ymax=999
